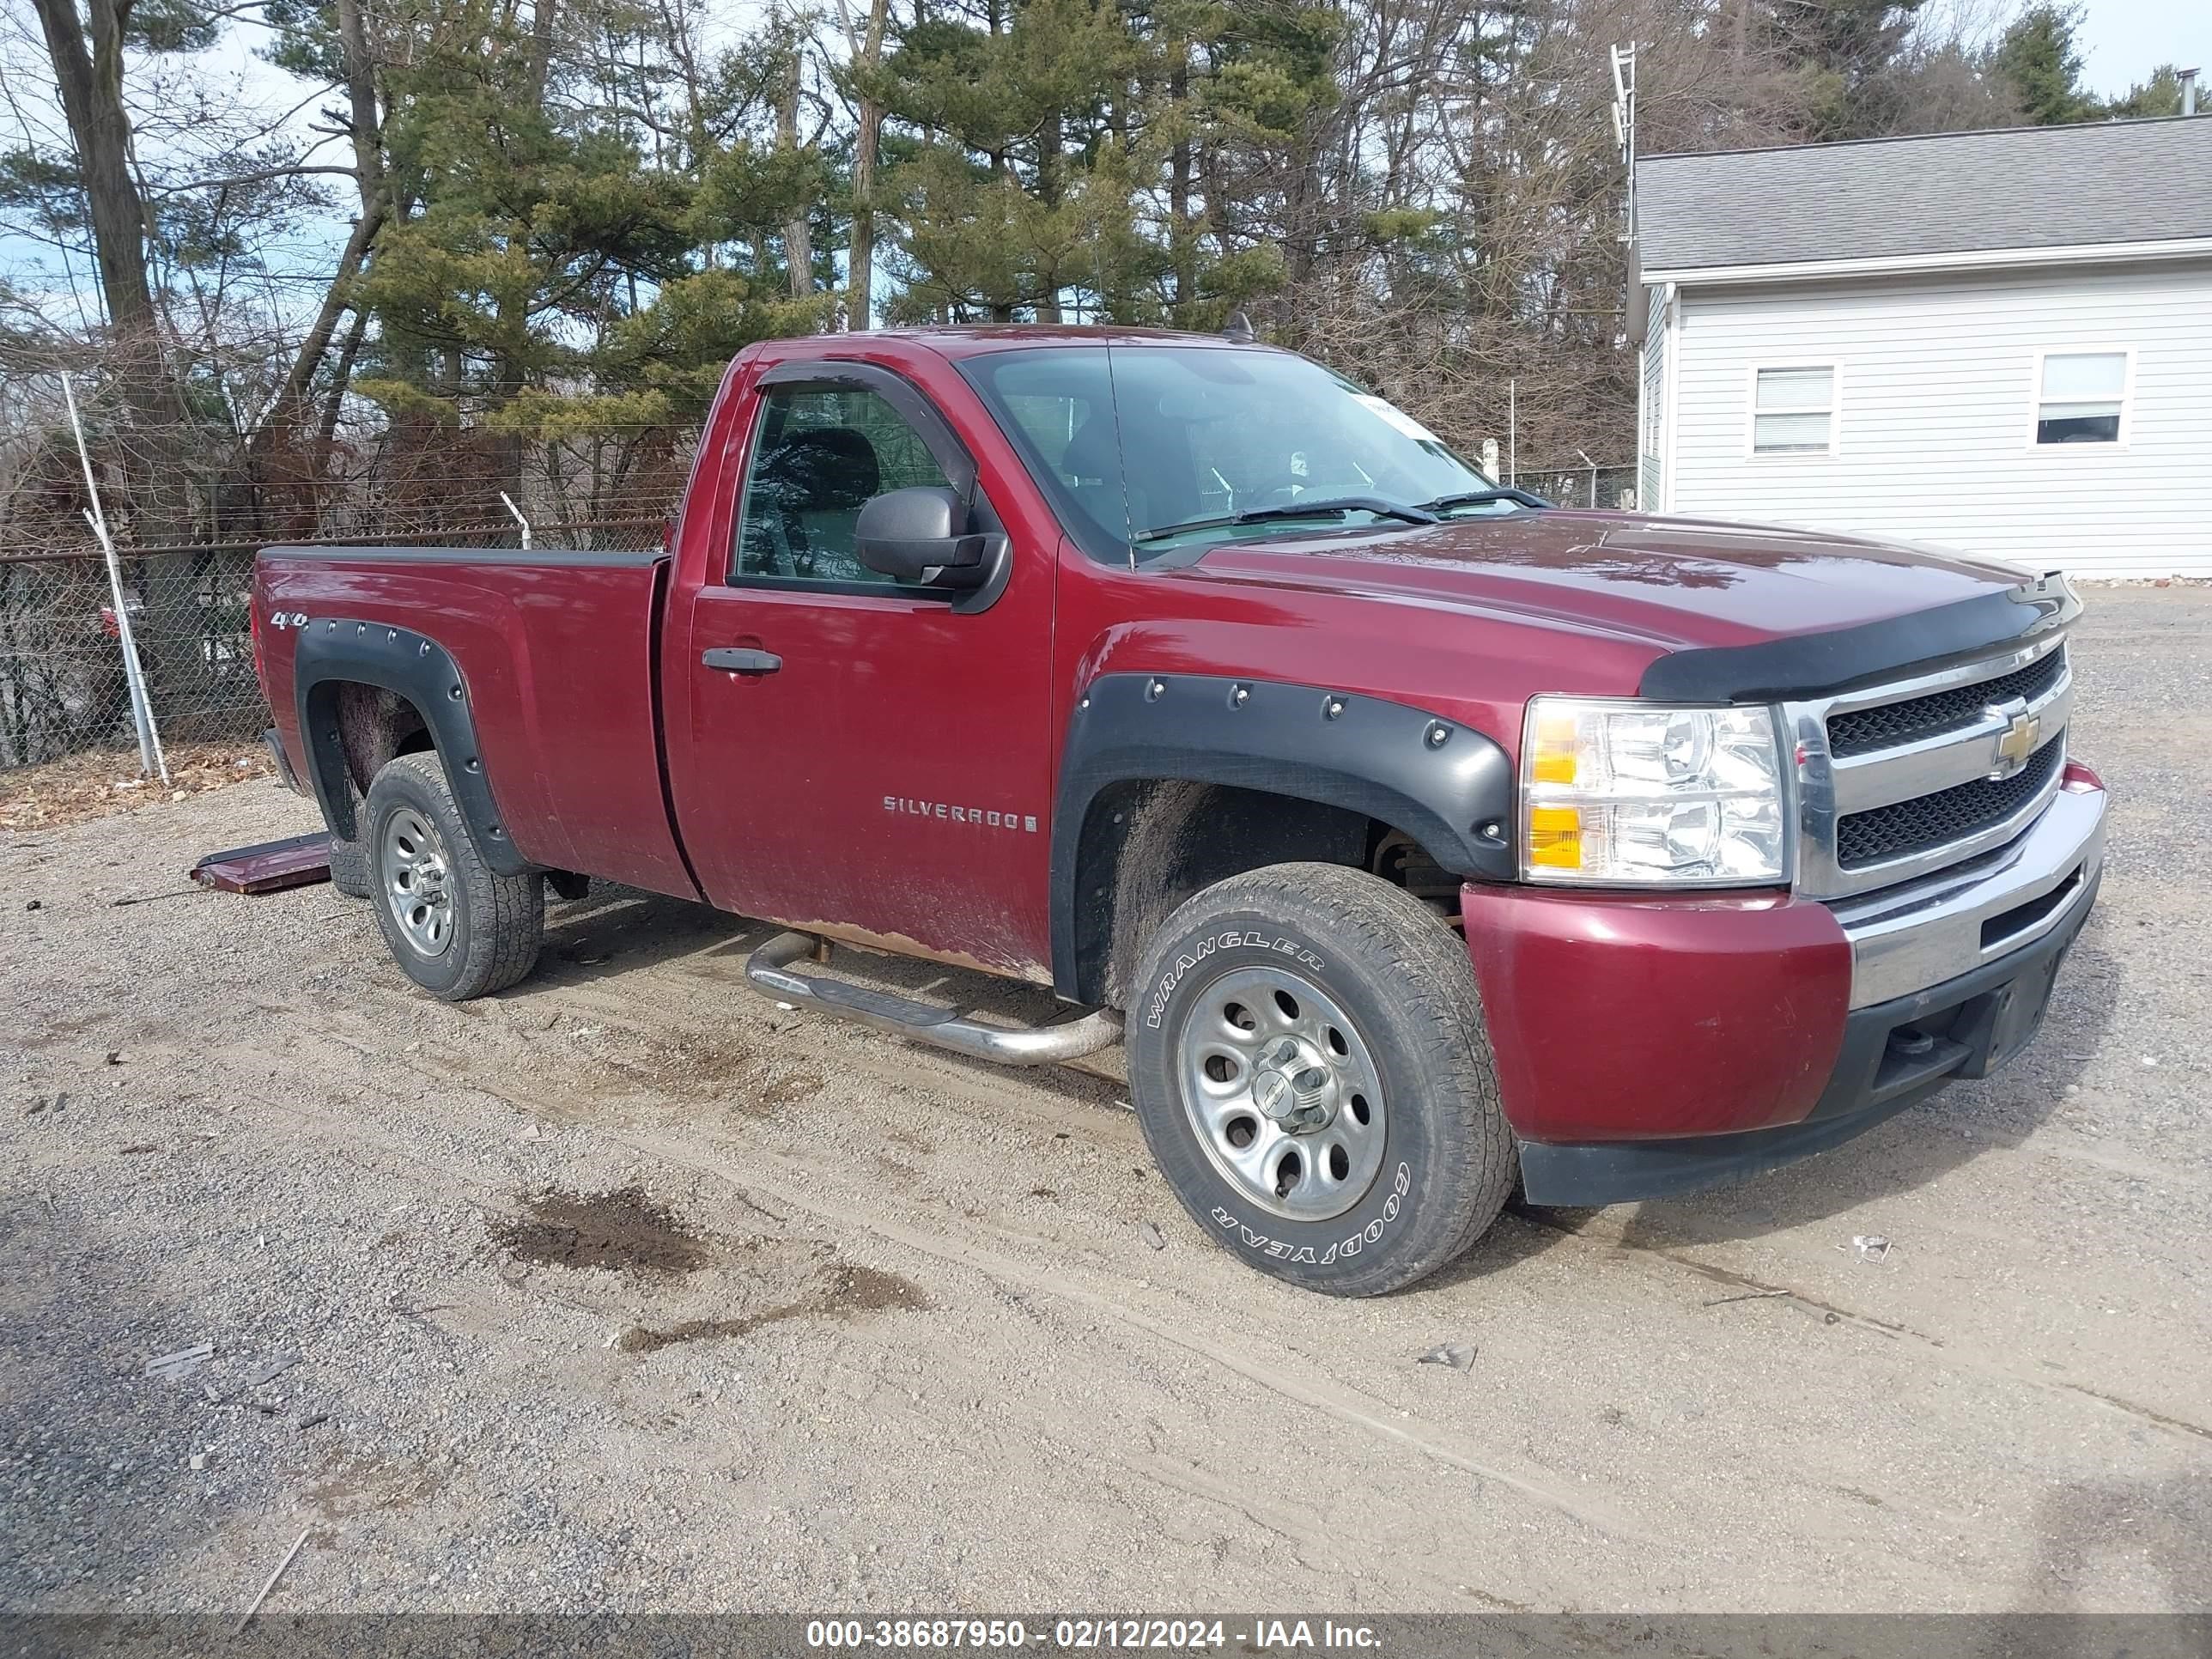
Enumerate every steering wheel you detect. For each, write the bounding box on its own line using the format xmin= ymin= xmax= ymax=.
xmin=1238 ymin=475 xmax=1309 ymax=510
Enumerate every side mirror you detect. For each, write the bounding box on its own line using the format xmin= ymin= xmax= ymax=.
xmin=854 ymin=486 xmax=994 ymax=585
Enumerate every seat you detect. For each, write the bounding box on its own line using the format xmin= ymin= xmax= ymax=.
xmin=1058 ymin=416 xmax=1139 ymax=544
xmin=744 ymin=426 xmax=882 ymax=580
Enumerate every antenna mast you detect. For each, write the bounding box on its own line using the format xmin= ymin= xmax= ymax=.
xmin=1610 ymin=43 xmax=1638 ymax=246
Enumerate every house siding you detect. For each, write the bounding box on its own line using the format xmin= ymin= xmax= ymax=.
xmin=1665 ymin=261 xmax=2212 ymax=579
xmin=1639 ymin=312 xmax=1667 ymax=511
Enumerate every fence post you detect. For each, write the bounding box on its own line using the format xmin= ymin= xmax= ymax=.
xmin=62 ymin=374 xmax=170 ymax=786
xmin=499 ymin=491 xmax=533 ymax=550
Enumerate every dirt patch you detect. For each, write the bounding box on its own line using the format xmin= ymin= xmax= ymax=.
xmin=307 ymin=1453 xmax=446 ymax=1521
xmin=0 ymin=742 xmax=274 ymax=831
xmin=834 ymin=1263 xmax=929 ymax=1315
xmin=756 ymin=1070 xmax=823 ymax=1108
xmin=617 ymin=1261 xmax=930 ymax=1353
xmin=489 ymin=1186 xmax=712 ymax=1275
xmin=660 ymin=1036 xmax=757 ymax=1085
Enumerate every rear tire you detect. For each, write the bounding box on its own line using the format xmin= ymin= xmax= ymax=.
xmin=326 ymin=781 xmax=371 ymax=899
xmin=362 ymin=751 xmax=542 ymax=1000
xmin=1127 ymin=862 xmax=1515 ymax=1297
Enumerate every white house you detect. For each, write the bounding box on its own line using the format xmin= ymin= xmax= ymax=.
xmin=1632 ymin=118 xmax=2212 ymax=579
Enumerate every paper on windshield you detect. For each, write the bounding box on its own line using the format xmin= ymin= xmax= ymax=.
xmin=1352 ymin=394 xmax=1443 ymax=446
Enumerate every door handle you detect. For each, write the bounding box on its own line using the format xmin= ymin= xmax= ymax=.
xmin=702 ymin=647 xmax=782 ymax=675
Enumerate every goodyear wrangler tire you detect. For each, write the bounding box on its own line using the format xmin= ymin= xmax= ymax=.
xmin=1127 ymin=862 xmax=1515 ymax=1297
xmin=362 ymin=751 xmax=543 ymax=1001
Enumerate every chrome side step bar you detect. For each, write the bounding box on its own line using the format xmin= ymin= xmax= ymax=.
xmin=744 ymin=932 xmax=1123 ymax=1066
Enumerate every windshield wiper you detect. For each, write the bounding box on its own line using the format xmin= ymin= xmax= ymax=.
xmin=1416 ymin=487 xmax=1553 ymax=513
xmin=1133 ymin=496 xmax=1439 ymax=544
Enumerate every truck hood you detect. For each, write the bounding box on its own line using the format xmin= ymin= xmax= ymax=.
xmin=1178 ymin=508 xmax=2034 ymax=653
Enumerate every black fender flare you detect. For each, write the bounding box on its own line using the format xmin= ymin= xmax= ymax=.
xmin=1050 ymin=672 xmax=1516 ymax=1000
xmin=290 ymin=617 xmax=532 ymax=877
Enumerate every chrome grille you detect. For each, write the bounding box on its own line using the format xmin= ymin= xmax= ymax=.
xmin=1826 ymin=647 xmax=2066 ymax=758
xmin=1785 ymin=629 xmax=2073 ymax=901
xmin=1835 ymin=738 xmax=2064 ymax=867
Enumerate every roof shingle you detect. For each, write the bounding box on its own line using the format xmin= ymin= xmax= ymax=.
xmin=1636 ymin=118 xmax=2212 ymax=274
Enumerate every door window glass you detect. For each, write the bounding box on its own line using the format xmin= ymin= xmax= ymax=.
xmin=734 ymin=386 xmax=951 ymax=583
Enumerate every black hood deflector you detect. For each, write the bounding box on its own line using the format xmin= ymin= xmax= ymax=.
xmin=1638 ymin=574 xmax=2079 ymax=704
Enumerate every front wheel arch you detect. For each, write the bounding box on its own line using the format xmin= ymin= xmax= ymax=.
xmin=1050 ymin=673 xmax=1516 ymax=1003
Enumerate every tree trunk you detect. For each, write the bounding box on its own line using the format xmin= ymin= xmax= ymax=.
xmin=30 ymin=0 xmax=156 ymax=341
xmin=314 ymin=308 xmax=372 ymax=478
xmin=271 ymin=202 xmax=385 ymax=423
xmin=845 ymin=0 xmax=890 ymax=328
xmin=31 ymin=0 xmax=210 ymax=736
xmin=523 ymin=0 xmax=556 ymax=109
xmin=1169 ymin=47 xmax=1194 ymax=323
xmin=778 ymin=45 xmax=815 ymax=300
xmin=276 ymin=0 xmax=389 ymax=416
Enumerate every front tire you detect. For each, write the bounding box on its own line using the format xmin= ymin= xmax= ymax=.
xmin=1127 ymin=863 xmax=1514 ymax=1297
xmin=362 ymin=751 xmax=543 ymax=1000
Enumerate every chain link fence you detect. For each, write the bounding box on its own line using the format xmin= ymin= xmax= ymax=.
xmin=1 ymin=524 xmax=670 ymax=771
xmin=1 ymin=345 xmax=688 ymax=773
xmin=0 ymin=547 xmax=252 ymax=769
xmin=1512 ymin=462 xmax=1641 ymax=511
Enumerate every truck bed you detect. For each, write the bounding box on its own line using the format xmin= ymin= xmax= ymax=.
xmin=255 ymin=545 xmax=696 ymax=900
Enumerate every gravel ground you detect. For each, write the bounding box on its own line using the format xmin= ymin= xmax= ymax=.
xmin=2 ymin=586 xmax=2208 ymax=1619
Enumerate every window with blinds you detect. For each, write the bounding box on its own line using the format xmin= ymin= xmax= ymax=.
xmin=1749 ymin=365 xmax=1837 ymax=455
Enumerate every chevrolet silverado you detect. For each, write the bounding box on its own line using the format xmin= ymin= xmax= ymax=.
xmin=253 ymin=326 xmax=2106 ymax=1295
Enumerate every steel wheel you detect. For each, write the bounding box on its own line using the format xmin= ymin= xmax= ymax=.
xmin=1174 ymin=964 xmax=1387 ymax=1222
xmin=380 ymin=806 xmax=455 ymax=958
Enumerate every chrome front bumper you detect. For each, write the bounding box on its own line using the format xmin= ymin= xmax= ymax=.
xmin=1827 ymin=781 xmax=2107 ymax=1009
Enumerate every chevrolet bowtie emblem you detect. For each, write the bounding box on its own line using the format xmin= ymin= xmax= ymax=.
xmin=1990 ymin=705 xmax=2042 ymax=776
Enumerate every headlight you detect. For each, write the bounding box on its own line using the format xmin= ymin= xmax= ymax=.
xmin=1519 ymin=697 xmax=1787 ymax=886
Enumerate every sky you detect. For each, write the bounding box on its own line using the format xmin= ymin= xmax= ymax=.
xmin=2076 ymin=0 xmax=2210 ymax=96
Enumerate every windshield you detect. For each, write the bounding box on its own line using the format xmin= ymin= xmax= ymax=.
xmin=957 ymin=345 xmax=1507 ymax=563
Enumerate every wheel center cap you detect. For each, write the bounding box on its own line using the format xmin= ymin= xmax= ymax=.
xmin=1252 ymin=1037 xmax=1336 ymax=1132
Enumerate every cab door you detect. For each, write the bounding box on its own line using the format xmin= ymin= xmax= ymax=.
xmin=668 ymin=360 xmax=1058 ymax=981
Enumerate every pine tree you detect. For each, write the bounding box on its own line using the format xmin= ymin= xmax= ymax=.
xmin=2105 ymin=64 xmax=2193 ymax=119
xmin=1993 ymin=4 xmax=2101 ymax=126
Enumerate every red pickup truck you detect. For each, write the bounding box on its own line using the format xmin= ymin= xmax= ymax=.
xmin=254 ymin=325 xmax=2106 ymax=1296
